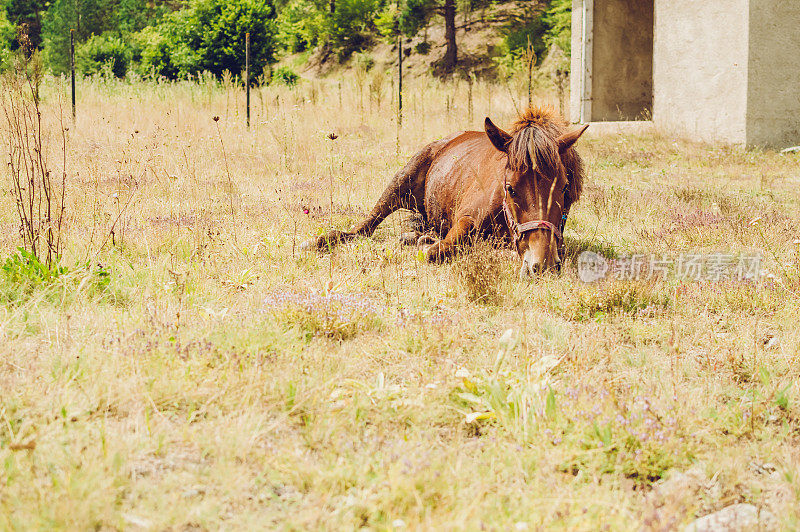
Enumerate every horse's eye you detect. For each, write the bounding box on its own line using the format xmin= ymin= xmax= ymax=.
xmin=506 ymin=185 xmax=516 ymax=197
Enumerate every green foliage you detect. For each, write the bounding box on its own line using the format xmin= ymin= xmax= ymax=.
xmin=494 ymin=0 xmax=572 ymax=75
xmin=505 ymin=16 xmax=547 ymax=59
xmin=112 ymin=0 xmax=177 ymax=35
xmin=271 ymin=64 xmax=298 ymax=85
xmin=0 ymin=45 xmax=9 ymax=71
xmin=374 ymin=3 xmax=399 ymax=41
xmin=21 ymin=0 xmax=571 ymax=76
xmin=0 ymin=6 xmax=14 ymax=69
xmin=39 ymin=0 xmax=176 ymax=75
xmin=276 ymin=0 xmax=327 ymax=53
xmin=351 ymin=50 xmax=373 ymax=71
xmin=8 ymin=0 xmax=571 ymax=77
xmin=327 ymin=0 xmax=381 ymax=58
xmin=775 ymin=385 xmax=790 ymax=411
xmin=145 ymin=0 xmax=278 ymax=79
xmin=399 ymin=0 xmax=434 ymax=37
xmin=40 ymin=0 xmax=116 ymax=74
xmin=1 ymin=248 xmax=67 ymax=297
xmin=136 ymin=25 xmax=178 ymax=78
xmin=13 ymin=0 xmax=251 ymax=78
xmin=0 ymin=248 xmax=111 ymax=305
xmin=277 ymin=0 xmax=380 ymax=59
xmin=0 ymin=7 xmax=13 ymax=41
xmin=542 ymin=0 xmax=571 ymax=54
xmin=495 ymin=17 xmax=547 ymax=75
xmin=76 ymin=33 xmax=129 ymax=77
xmin=6 ymin=0 xmax=47 ymax=50
xmin=494 ymin=10 xmax=547 ymax=76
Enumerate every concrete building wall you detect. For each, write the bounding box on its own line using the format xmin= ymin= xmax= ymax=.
xmin=572 ymin=0 xmax=800 ymax=148
xmin=570 ymin=0 xmax=591 ymax=123
xmin=591 ymin=0 xmax=653 ymax=121
xmin=746 ymin=0 xmax=800 ymax=148
xmin=652 ymin=0 xmax=750 ymax=144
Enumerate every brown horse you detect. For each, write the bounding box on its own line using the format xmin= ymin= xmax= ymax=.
xmin=305 ymin=105 xmax=588 ymax=278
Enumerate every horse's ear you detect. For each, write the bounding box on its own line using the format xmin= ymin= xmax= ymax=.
xmin=557 ymin=124 xmax=589 ymax=155
xmin=484 ymin=117 xmax=511 ymax=152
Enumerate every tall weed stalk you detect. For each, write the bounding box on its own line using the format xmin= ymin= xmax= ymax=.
xmin=2 ymin=38 xmax=67 ymax=267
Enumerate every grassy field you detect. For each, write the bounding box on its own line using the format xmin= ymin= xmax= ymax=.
xmin=1 ymin=73 xmax=800 ymax=531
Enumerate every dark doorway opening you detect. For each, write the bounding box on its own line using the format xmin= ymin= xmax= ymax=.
xmin=590 ymin=0 xmax=654 ymax=121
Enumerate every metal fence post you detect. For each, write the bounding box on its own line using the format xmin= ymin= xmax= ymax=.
xmin=245 ymin=32 xmax=251 ymax=129
xmin=397 ymin=34 xmax=403 ymax=129
xmin=70 ymin=29 xmax=76 ymax=120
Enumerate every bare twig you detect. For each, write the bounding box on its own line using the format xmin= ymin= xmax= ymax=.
xmin=213 ymin=116 xmax=238 ymax=245
xmin=2 ymin=41 xmax=66 ymax=267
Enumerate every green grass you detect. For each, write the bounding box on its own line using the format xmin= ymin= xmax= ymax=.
xmin=1 ymin=74 xmax=799 ymax=530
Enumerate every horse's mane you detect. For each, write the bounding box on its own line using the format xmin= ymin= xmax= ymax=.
xmin=506 ymin=105 xmax=584 ymax=204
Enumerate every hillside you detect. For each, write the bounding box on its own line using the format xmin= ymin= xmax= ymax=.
xmin=298 ymin=0 xmax=566 ymax=81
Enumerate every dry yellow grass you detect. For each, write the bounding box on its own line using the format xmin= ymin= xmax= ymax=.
xmin=1 ymin=72 xmax=800 ymax=530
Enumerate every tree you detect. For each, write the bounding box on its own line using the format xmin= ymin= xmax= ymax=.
xmin=39 ymin=0 xmax=177 ymax=74
xmin=277 ymin=0 xmax=380 ymax=59
xmin=494 ymin=0 xmax=571 ymax=77
xmin=0 ymin=5 xmax=14 ymax=67
xmin=40 ymin=0 xmax=117 ymax=74
xmin=442 ymin=0 xmax=455 ymax=70
xmin=275 ymin=0 xmax=328 ymax=53
xmin=542 ymin=0 xmax=571 ymax=55
xmin=76 ymin=33 xmax=130 ymax=77
xmin=112 ymin=0 xmax=180 ymax=35
xmin=6 ymin=0 xmax=47 ymax=51
xmin=326 ymin=0 xmax=380 ymax=58
xmin=141 ymin=0 xmax=278 ymax=79
xmin=400 ymin=0 xmax=460 ymax=72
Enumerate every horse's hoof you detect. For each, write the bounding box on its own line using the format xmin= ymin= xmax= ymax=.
xmin=417 ymin=234 xmax=437 ymax=246
xmin=423 ymin=243 xmax=446 ymax=263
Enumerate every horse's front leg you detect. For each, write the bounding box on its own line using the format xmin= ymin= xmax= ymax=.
xmin=304 ymin=147 xmax=431 ymax=253
xmin=305 ymin=188 xmax=408 ymax=252
xmin=424 ymin=217 xmax=475 ymax=263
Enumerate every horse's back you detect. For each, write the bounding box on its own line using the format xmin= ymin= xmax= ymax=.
xmin=423 ymin=130 xmax=504 ymax=232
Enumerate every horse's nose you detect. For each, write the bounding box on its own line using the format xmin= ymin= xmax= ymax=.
xmin=519 ymin=262 xmax=543 ymax=280
xmin=519 ymin=249 xmax=546 ymax=279
xmin=519 ymin=246 xmax=562 ymax=279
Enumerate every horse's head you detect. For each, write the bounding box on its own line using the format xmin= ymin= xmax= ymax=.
xmin=484 ymin=112 xmax=588 ymax=278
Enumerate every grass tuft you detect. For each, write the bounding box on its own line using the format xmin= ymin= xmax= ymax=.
xmin=0 ymin=248 xmax=111 ymax=306
xmin=562 ymin=280 xmax=671 ymax=321
xmin=454 ymin=241 xmax=510 ymax=305
xmin=264 ymin=290 xmax=382 ymax=340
